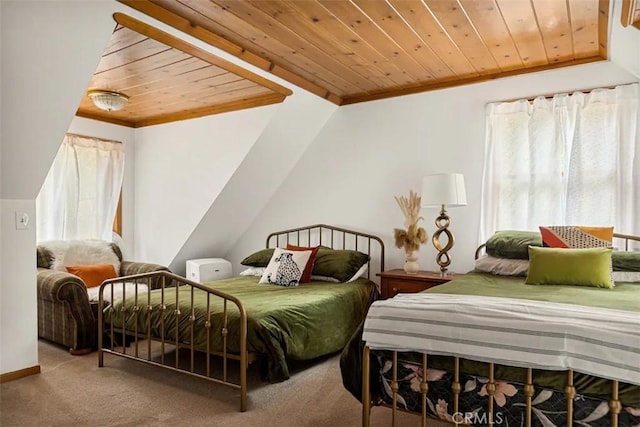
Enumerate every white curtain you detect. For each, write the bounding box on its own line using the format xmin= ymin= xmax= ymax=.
xmin=479 ymin=83 xmax=639 ymax=243
xmin=37 ymin=134 xmax=125 ymax=242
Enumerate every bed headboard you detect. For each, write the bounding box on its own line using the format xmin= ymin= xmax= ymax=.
xmin=265 ymin=224 xmax=385 ymax=281
xmin=613 ymin=233 xmax=640 ymax=251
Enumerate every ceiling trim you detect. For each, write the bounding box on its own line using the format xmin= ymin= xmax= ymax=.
xmin=600 ymin=0 xmax=611 ymax=59
xmin=118 ymin=0 xmax=342 ymax=104
xmin=113 ymin=13 xmax=292 ymax=97
xmin=341 ymin=56 xmax=605 ymax=105
xmin=132 ymin=93 xmax=286 ymax=128
xmin=621 ymin=0 xmax=640 ymax=28
xmin=75 ymin=111 xmax=135 ymax=128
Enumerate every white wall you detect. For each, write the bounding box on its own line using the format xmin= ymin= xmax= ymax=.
xmin=227 ymin=61 xmax=638 ymax=276
xmin=66 ymin=117 xmax=136 ymax=257
xmin=0 ymin=0 xmax=116 ymax=375
xmin=610 ymin=0 xmax=640 ymax=78
xmin=133 ymin=105 xmax=279 ymax=266
xmin=170 ymin=90 xmax=337 ymax=275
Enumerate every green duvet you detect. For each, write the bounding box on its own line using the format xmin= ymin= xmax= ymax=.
xmin=428 ymin=271 xmax=640 ymax=312
xmin=107 ymin=276 xmax=375 ymax=382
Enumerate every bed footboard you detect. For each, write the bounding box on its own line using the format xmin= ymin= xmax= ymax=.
xmin=362 ymin=347 xmax=625 ymax=427
xmin=97 ymin=271 xmax=250 ymax=412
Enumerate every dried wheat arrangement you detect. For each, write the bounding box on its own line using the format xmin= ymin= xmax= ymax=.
xmin=393 ymin=190 xmax=428 ymax=254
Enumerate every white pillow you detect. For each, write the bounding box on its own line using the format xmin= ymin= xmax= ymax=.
xmin=259 ymin=248 xmax=312 ymax=287
xmin=475 ymin=255 xmax=529 ymax=276
xmin=612 ymin=271 xmax=640 ymax=283
xmin=310 ymin=275 xmax=341 ymax=283
xmin=239 ymin=267 xmax=265 ymax=277
xmin=347 ymin=264 xmax=368 ymax=282
xmin=310 ymin=264 xmax=368 ymax=283
xmin=86 ymin=282 xmax=149 ymax=303
xmin=49 ymin=240 xmax=121 ymax=274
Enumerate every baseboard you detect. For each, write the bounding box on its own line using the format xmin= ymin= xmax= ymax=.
xmin=0 ymin=365 xmax=41 ymax=383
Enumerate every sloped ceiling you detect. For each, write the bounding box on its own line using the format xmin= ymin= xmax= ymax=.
xmin=121 ymin=0 xmax=610 ymax=105
xmin=77 ymin=13 xmax=292 ymax=127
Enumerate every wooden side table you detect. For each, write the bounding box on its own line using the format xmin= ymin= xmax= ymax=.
xmin=377 ymin=269 xmax=457 ymax=299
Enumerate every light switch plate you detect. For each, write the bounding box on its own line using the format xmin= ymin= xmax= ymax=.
xmin=15 ymin=211 xmax=30 ymax=230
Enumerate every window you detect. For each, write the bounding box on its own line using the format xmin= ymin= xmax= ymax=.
xmin=36 ymin=133 xmax=125 ymax=242
xmin=479 ymin=83 xmax=639 ymax=244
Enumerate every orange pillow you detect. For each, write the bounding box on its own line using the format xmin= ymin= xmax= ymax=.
xmin=66 ymin=264 xmax=118 ymax=288
xmin=286 ymin=244 xmax=320 ymax=283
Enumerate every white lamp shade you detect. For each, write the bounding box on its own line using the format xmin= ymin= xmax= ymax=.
xmin=421 ymin=173 xmax=467 ymax=207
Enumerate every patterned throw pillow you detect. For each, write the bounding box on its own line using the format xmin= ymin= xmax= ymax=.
xmin=286 ymin=244 xmax=320 ymax=283
xmin=259 ymin=248 xmax=312 ymax=287
xmin=539 ymin=226 xmax=613 ymax=248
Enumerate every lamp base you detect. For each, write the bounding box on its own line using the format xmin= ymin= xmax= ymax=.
xmin=432 ymin=205 xmax=455 ymax=274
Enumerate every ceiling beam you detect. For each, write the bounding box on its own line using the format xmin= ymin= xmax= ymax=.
xmin=117 ymin=0 xmax=342 ymax=104
xmin=114 ymin=13 xmax=292 ymax=97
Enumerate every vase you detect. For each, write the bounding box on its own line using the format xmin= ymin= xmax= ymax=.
xmin=403 ymin=250 xmax=420 ymax=274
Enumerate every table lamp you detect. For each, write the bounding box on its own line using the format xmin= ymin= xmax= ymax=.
xmin=421 ymin=173 xmax=467 ymax=275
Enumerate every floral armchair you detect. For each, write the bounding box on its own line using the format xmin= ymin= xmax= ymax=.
xmin=36 ymin=241 xmax=169 ymax=354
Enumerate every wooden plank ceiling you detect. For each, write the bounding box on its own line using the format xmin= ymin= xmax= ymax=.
xmin=121 ymin=0 xmax=609 ymax=106
xmin=77 ymin=13 xmax=292 ymax=128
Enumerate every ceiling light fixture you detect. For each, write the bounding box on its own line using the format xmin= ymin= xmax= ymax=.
xmin=87 ymin=89 xmax=130 ymax=112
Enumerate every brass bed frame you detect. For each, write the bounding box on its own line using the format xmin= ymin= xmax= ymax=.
xmin=98 ymin=224 xmax=384 ymax=412
xmin=361 ymin=233 xmax=639 ymax=427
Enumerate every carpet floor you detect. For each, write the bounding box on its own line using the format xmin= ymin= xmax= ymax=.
xmin=0 ymin=340 xmax=449 ymax=427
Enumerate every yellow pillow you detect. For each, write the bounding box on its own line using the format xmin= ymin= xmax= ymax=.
xmin=525 ymin=247 xmax=614 ymax=289
xmin=66 ymin=264 xmax=118 ymax=288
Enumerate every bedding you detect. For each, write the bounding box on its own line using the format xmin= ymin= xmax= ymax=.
xmin=539 ymin=225 xmax=614 ymax=248
xmin=285 ymin=244 xmax=320 ymax=282
xmin=525 ymin=246 xmax=614 ymax=288
xmin=241 ymin=247 xmax=370 ymax=283
xmin=363 ymin=291 xmax=639 ymax=384
xmin=342 ymin=272 xmax=640 ymax=425
xmin=258 ymin=247 xmax=312 ymax=287
xmin=107 ymin=275 xmax=376 ymax=382
xmin=613 ymin=251 xmax=640 ymax=271
xmin=485 ymin=230 xmax=542 ymax=259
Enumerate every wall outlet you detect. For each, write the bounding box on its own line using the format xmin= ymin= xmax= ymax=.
xmin=15 ymin=211 xmax=30 ymax=230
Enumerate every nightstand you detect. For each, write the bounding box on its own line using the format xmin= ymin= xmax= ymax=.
xmin=377 ymin=269 xmax=457 ymax=299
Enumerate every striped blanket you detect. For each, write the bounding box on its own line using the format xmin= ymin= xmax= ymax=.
xmin=363 ymin=293 xmax=640 ymax=385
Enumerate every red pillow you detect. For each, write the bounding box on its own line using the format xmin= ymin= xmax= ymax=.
xmin=66 ymin=264 xmax=118 ymax=288
xmin=286 ymin=244 xmax=319 ymax=283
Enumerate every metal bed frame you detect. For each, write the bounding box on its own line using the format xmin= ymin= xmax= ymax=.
xmin=362 ymin=232 xmax=639 ymax=427
xmin=97 ymin=224 xmax=384 ymax=412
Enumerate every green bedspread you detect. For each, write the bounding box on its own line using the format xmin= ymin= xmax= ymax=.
xmin=429 ymin=271 xmax=640 ymax=312
xmin=108 ymin=276 xmax=375 ymax=382
xmin=340 ymin=271 xmax=640 ymax=406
